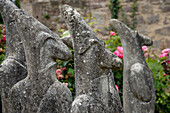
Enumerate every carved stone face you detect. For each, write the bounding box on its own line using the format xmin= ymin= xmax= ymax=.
xmin=12 ymin=9 xmax=72 ymax=61
xmin=110 ymin=19 xmax=153 ymax=46
xmin=60 ymin=5 xmax=80 ymax=29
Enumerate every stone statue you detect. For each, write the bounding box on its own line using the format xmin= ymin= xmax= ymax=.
xmin=0 ymin=0 xmax=27 ymax=113
xmin=9 ymin=9 xmax=73 ymax=113
xmin=60 ymin=5 xmax=123 ymax=113
xmin=110 ymin=19 xmax=156 ymax=113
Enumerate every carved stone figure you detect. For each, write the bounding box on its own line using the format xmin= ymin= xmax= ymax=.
xmin=60 ymin=5 xmax=123 ymax=113
xmin=110 ymin=19 xmax=156 ymax=113
xmin=0 ymin=1 xmax=27 ymax=113
xmin=9 ymin=9 xmax=73 ymax=113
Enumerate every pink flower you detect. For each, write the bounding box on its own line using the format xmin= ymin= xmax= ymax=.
xmin=113 ymin=50 xmax=120 ymax=56
xmin=159 ymin=53 xmax=168 ymax=58
xmin=110 ymin=31 xmax=116 ymax=36
xmin=56 ymin=69 xmax=62 ymax=75
xmin=61 ymin=67 xmax=67 ymax=71
xmin=142 ymin=46 xmax=148 ymax=52
xmin=114 ymin=46 xmax=123 ymax=59
xmin=115 ymin=85 xmax=119 ymax=92
xmin=113 ymin=48 xmax=123 ymax=59
xmin=57 ymin=74 xmax=64 ymax=80
xmin=164 ymin=73 xmax=167 ymax=76
xmin=117 ymin=46 xmax=123 ymax=54
xmin=162 ymin=49 xmax=170 ymax=54
xmin=118 ymin=54 xmax=123 ymax=59
xmin=2 ymin=25 xmax=5 ymax=28
xmin=166 ymin=60 xmax=170 ymax=65
xmin=2 ymin=35 xmax=6 ymax=41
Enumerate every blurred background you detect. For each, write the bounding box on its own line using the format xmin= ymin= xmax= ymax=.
xmin=17 ymin=0 xmax=170 ymax=54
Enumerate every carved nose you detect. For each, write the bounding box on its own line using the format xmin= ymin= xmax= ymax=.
xmin=54 ymin=42 xmax=72 ymax=61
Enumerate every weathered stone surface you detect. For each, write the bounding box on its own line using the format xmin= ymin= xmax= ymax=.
xmin=0 ymin=0 xmax=27 ymax=113
xmin=155 ymin=26 xmax=170 ymax=36
xmin=147 ymin=14 xmax=159 ymax=24
xmin=160 ymin=4 xmax=170 ymax=12
xmin=141 ymin=3 xmax=153 ymax=14
xmin=61 ymin=5 xmax=123 ymax=113
xmin=9 ymin=8 xmax=72 ymax=113
xmin=61 ymin=35 xmax=73 ymax=48
xmin=137 ymin=16 xmax=145 ymax=24
xmin=110 ymin=19 xmax=156 ymax=113
xmin=163 ymin=17 xmax=169 ymax=24
xmin=123 ymin=6 xmax=133 ymax=12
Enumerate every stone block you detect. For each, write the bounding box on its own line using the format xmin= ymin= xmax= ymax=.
xmin=137 ymin=25 xmax=149 ymax=35
xmin=147 ymin=14 xmax=159 ymax=24
xmin=161 ymin=4 xmax=170 ymax=12
xmin=141 ymin=3 xmax=153 ymax=14
xmin=155 ymin=26 xmax=170 ymax=36
xmin=123 ymin=6 xmax=133 ymax=12
xmin=163 ymin=17 xmax=169 ymax=24
xmin=137 ymin=16 xmax=145 ymax=24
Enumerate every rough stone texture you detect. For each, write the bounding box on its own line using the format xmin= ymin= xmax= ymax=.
xmin=155 ymin=26 xmax=170 ymax=36
xmin=9 ymin=8 xmax=73 ymax=113
xmin=110 ymin=19 xmax=156 ymax=113
xmin=20 ymin=0 xmax=170 ymax=54
xmin=147 ymin=14 xmax=159 ymax=24
xmin=160 ymin=4 xmax=170 ymax=12
xmin=0 ymin=0 xmax=27 ymax=113
xmin=61 ymin=5 xmax=123 ymax=113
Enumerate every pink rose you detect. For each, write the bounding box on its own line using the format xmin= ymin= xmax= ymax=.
xmin=115 ymin=85 xmax=119 ymax=92
xmin=159 ymin=53 xmax=168 ymax=58
xmin=61 ymin=67 xmax=67 ymax=71
xmin=2 ymin=35 xmax=6 ymax=41
xmin=110 ymin=31 xmax=116 ymax=36
xmin=164 ymin=73 xmax=167 ymax=76
xmin=117 ymin=46 xmax=123 ymax=54
xmin=113 ymin=50 xmax=120 ymax=56
xmin=166 ymin=60 xmax=170 ymax=65
xmin=162 ymin=49 xmax=170 ymax=54
xmin=57 ymin=74 xmax=64 ymax=80
xmin=142 ymin=46 xmax=148 ymax=52
xmin=56 ymin=69 xmax=62 ymax=75
xmin=113 ymin=48 xmax=123 ymax=59
xmin=118 ymin=54 xmax=123 ymax=59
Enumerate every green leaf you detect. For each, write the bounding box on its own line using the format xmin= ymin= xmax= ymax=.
xmin=67 ymin=68 xmax=74 ymax=75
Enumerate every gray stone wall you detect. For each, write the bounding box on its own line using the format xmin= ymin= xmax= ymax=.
xmin=20 ymin=0 xmax=170 ymax=53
